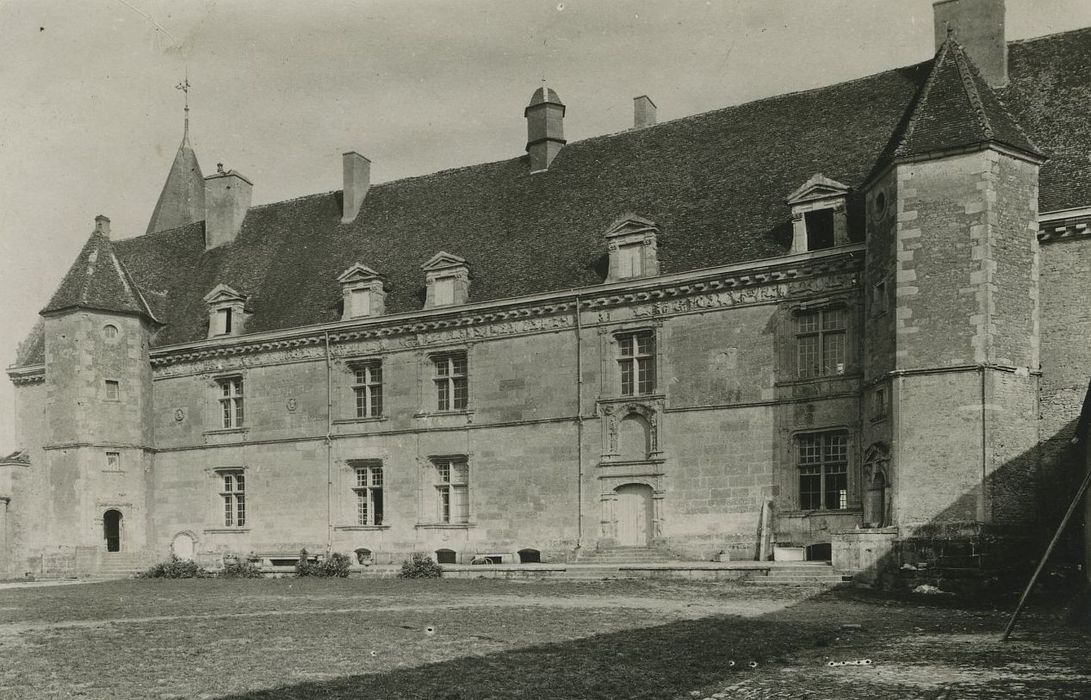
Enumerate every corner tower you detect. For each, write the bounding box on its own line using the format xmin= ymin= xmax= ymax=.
xmin=33 ymin=216 xmax=161 ymax=575
xmin=864 ymin=34 xmax=1044 ymax=582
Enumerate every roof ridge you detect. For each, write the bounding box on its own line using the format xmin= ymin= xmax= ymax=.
xmin=1007 ymin=24 xmax=1091 ymax=48
xmin=894 ymin=42 xmax=950 ymax=156
xmin=950 ymin=41 xmax=995 ymax=139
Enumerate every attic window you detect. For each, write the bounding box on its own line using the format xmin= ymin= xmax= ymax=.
xmin=434 ymin=278 xmax=455 ymax=306
xmin=337 ymin=264 xmax=386 ymax=320
xmin=786 ymin=174 xmax=851 ymax=254
xmin=604 ymin=214 xmax=659 ymax=283
xmin=804 ymin=210 xmax=835 ymax=250
xmin=421 ymin=252 xmax=470 ymax=309
xmin=202 ymin=284 xmax=248 ymax=339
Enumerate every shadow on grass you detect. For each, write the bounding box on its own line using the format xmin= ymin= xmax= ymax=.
xmin=221 ymin=601 xmax=839 ymax=700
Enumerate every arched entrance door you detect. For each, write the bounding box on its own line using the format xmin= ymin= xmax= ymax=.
xmin=103 ymin=510 xmax=122 ymax=552
xmin=615 ymin=484 xmax=654 ymax=546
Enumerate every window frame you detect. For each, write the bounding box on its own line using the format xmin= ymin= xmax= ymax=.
xmin=349 ymin=360 xmax=384 ymax=419
xmin=104 ymin=379 xmax=121 ymax=402
xmin=431 ymin=352 xmax=469 ymax=412
xmin=794 ymin=305 xmax=848 ymax=380
xmin=216 ymin=468 xmax=247 ymax=527
xmin=105 ymin=451 xmax=121 ymax=471
xmin=615 ymin=330 xmax=657 ymax=397
xmin=796 ymin=430 xmax=850 ymax=512
xmin=430 ymin=456 xmax=470 ymax=525
xmin=216 ymin=376 xmax=245 ymax=429
xmin=351 ymin=461 xmax=384 ymax=526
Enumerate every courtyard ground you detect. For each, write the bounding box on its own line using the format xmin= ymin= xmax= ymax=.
xmin=0 ymin=577 xmax=1087 ymax=699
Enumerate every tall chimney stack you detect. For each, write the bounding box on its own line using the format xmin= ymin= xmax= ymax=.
xmin=94 ymin=215 xmax=111 ymax=237
xmin=525 ymin=85 xmax=566 ymax=173
xmin=342 ymin=151 xmax=371 ymax=223
xmin=633 ymin=95 xmax=657 ymax=129
xmin=933 ymin=0 xmax=1007 ymax=88
xmin=204 ymin=164 xmax=253 ymax=250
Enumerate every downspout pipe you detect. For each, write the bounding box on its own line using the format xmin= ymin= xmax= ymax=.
xmin=325 ymin=331 xmax=334 ymax=555
xmin=574 ymin=295 xmax=584 ymax=551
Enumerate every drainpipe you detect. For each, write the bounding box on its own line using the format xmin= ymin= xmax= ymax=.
xmin=979 ymin=365 xmax=987 ymax=523
xmin=574 ymin=295 xmax=584 ymax=551
xmin=325 ymin=331 xmax=334 ymax=555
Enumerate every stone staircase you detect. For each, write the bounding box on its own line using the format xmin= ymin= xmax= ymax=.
xmin=741 ymin=561 xmax=853 ymax=586
xmin=91 ymin=552 xmax=147 ymax=579
xmin=572 ymin=546 xmax=684 ymax=564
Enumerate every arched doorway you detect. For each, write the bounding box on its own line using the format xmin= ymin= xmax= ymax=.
xmin=615 ymin=484 xmax=654 ymax=546
xmin=171 ymin=532 xmax=196 ymax=560
xmin=103 ymin=510 xmax=123 ymax=552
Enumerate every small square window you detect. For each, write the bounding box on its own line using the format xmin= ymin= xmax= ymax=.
xmin=105 ymin=380 xmax=120 ymax=401
xmin=105 ymin=452 xmax=121 ymax=471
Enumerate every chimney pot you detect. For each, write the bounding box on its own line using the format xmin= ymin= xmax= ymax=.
xmin=933 ymin=0 xmax=1007 ymax=87
xmin=634 ymin=95 xmax=657 ymax=129
xmin=94 ymin=215 xmax=111 ymax=236
xmin=341 ymin=151 xmax=371 ymax=223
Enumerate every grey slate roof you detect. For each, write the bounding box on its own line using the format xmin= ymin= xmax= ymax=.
xmin=13 ymin=28 xmax=1091 ymax=367
xmin=145 ymin=128 xmax=205 ymax=235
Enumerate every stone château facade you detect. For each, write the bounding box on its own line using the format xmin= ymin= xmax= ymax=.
xmin=3 ymin=1 xmax=1091 ymax=586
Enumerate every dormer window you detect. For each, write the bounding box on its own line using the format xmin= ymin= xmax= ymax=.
xmin=421 ymin=252 xmax=470 ymax=308
xmin=786 ymin=174 xmax=850 ymax=254
xmin=604 ymin=213 xmax=659 ymax=283
xmin=203 ymin=283 xmax=248 ymax=338
xmin=337 ymin=263 xmax=386 ymax=320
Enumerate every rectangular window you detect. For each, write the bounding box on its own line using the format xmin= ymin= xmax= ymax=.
xmin=796 ymin=308 xmax=847 ymax=379
xmin=353 ymin=463 xmax=384 ymax=526
xmin=215 ymin=308 xmax=233 ymax=336
xmin=798 ymin=431 xmax=849 ymax=511
xmin=218 ymin=377 xmax=245 ymax=428
xmin=105 ymin=451 xmax=121 ymax=471
xmin=351 ymin=361 xmax=383 ymax=418
xmin=433 ymin=353 xmax=468 ymax=411
xmin=218 ymin=470 xmax=246 ymax=527
xmin=618 ymin=243 xmax=642 ymax=278
xmin=433 ymin=458 xmax=469 ymax=524
xmin=872 ymin=279 xmax=888 ymax=316
xmin=434 ymin=278 xmax=455 ymax=306
xmin=805 ymin=209 xmax=835 ymax=250
xmin=874 ymin=388 xmax=887 ymax=419
xmin=617 ymin=331 xmax=655 ymax=396
xmin=350 ymin=288 xmax=371 ymax=318
xmin=104 ymin=380 xmax=120 ymax=401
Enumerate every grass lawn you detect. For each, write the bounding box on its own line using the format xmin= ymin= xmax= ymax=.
xmin=0 ymin=577 xmax=1088 ymax=699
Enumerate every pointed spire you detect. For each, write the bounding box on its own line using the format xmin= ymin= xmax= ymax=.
xmin=42 ymin=216 xmax=160 ymax=323
xmin=893 ymin=38 xmax=1042 ymax=162
xmin=146 ymin=76 xmax=205 ymax=235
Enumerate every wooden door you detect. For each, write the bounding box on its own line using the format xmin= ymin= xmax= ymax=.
xmin=615 ymin=484 xmax=653 ymax=546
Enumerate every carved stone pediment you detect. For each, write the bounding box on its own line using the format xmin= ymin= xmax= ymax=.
xmin=202 ymin=283 xmax=246 ymax=305
xmin=421 ymin=251 xmax=468 ymax=272
xmin=786 ymin=174 xmax=851 ymax=206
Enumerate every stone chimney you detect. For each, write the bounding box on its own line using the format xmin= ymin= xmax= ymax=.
xmin=525 ymin=85 xmax=566 ymax=173
xmin=204 ymin=163 xmax=253 ymax=250
xmin=341 ymin=151 xmax=371 ymax=223
xmin=634 ymin=95 xmax=657 ymax=129
xmin=94 ymin=215 xmax=111 ymax=237
xmin=933 ymin=0 xmax=1007 ymax=88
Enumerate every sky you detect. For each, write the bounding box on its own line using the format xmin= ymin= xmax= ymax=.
xmin=1 ymin=0 xmax=1090 ymax=450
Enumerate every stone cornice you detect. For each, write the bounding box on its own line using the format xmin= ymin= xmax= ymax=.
xmin=1037 ymin=211 xmax=1091 ymax=243
xmin=141 ymin=245 xmax=861 ymax=369
xmin=7 ymin=364 xmax=44 ymax=385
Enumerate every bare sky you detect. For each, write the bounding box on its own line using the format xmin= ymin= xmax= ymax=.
xmin=1 ymin=0 xmax=1090 ymax=449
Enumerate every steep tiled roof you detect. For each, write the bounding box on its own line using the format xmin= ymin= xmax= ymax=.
xmin=41 ymin=224 xmax=159 ymax=322
xmin=145 ymin=127 xmax=205 ymax=235
xmin=12 ymin=28 xmax=1091 ymax=367
xmin=894 ymin=39 xmax=1041 ymax=161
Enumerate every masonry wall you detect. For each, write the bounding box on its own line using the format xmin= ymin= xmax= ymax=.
xmin=146 ymin=264 xmax=867 ymax=565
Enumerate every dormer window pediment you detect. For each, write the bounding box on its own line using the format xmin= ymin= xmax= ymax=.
xmin=203 ymin=283 xmax=249 ymax=338
xmin=604 ymin=213 xmax=660 ymax=283
xmin=422 ymin=252 xmax=470 ymax=308
xmin=786 ymin=174 xmax=850 ymax=254
xmin=337 ymin=263 xmax=386 ymax=320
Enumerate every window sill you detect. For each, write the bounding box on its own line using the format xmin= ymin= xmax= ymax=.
xmin=203 ymin=427 xmax=249 ymax=436
xmin=414 ymin=410 xmax=475 ymax=419
xmin=332 ymin=416 xmax=388 ymax=426
xmin=780 ymin=508 xmax=862 ymax=518
xmin=870 ymin=414 xmax=888 ymax=424
xmin=775 ymin=374 xmax=858 ymax=387
xmin=597 ymin=393 xmax=665 ymax=405
xmin=415 ymin=523 xmax=475 ymax=530
xmin=203 ymin=528 xmax=251 ymax=534
xmin=334 ymin=525 xmax=391 ymax=531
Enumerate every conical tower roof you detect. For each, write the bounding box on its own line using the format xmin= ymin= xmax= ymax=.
xmin=894 ymin=38 xmax=1042 ymax=161
xmin=145 ymin=116 xmax=205 ymax=235
xmin=42 ymin=216 xmax=160 ymax=323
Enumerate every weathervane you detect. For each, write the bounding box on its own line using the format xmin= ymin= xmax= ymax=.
xmin=176 ymin=71 xmax=191 ymax=136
